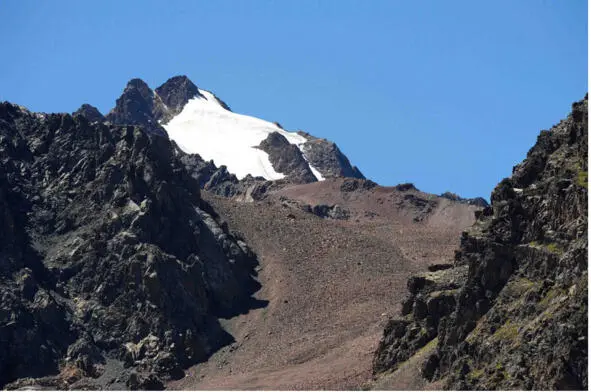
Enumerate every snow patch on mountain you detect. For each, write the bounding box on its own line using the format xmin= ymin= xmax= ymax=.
xmin=163 ymin=89 xmax=322 ymax=181
xmin=305 ymin=157 xmax=325 ymax=181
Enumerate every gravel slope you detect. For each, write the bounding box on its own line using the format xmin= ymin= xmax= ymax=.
xmin=170 ymin=179 xmax=479 ymax=390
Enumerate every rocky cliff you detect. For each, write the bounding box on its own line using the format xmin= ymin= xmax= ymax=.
xmin=373 ymin=96 xmax=588 ymax=390
xmin=0 ymin=102 xmax=263 ymax=389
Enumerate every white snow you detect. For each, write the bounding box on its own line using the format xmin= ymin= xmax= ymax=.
xmin=162 ymin=89 xmax=323 ymax=181
xmin=308 ymin=164 xmax=325 ymax=181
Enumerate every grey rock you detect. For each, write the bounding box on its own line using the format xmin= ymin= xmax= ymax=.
xmin=0 ymin=102 xmax=264 ymax=388
xmin=154 ymin=75 xmax=202 ymax=124
xmin=73 ymin=104 xmax=105 ymax=123
xmin=257 ymin=132 xmax=317 ymax=183
xmin=439 ymin=191 xmax=489 ymax=207
xmin=298 ymin=133 xmax=364 ymax=179
xmin=105 ymin=78 xmax=167 ymax=136
xmin=373 ymin=96 xmax=588 ymax=390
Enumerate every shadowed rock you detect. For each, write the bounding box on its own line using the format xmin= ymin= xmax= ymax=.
xmin=299 ymin=133 xmax=364 ymax=179
xmin=105 ymin=78 xmax=167 ymax=136
xmin=0 ymin=102 xmax=266 ymax=389
xmin=258 ymin=132 xmax=318 ymax=183
xmin=373 ymin=96 xmax=588 ymax=390
xmin=73 ymin=104 xmax=105 ymax=123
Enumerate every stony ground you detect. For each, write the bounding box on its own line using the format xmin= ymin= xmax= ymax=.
xmin=170 ymin=178 xmax=479 ymax=390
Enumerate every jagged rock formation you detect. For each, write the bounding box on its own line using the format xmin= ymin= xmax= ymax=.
xmin=73 ymin=104 xmax=105 ymax=123
xmin=154 ymin=76 xmax=202 ymax=119
xmin=105 ymin=78 xmax=168 ymax=136
xmin=0 ymin=102 xmax=263 ymax=389
xmin=257 ymin=132 xmax=318 ymax=183
xmin=178 ymin=151 xmax=271 ymax=199
xmin=90 ymin=75 xmax=366 ymax=187
xmin=439 ymin=191 xmax=489 ymax=208
xmin=308 ymin=204 xmax=350 ymax=220
xmin=373 ymin=97 xmax=588 ymax=390
xmin=298 ymin=132 xmax=365 ymax=179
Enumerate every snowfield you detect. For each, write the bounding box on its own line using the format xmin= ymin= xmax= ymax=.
xmin=163 ymin=89 xmax=323 ymax=181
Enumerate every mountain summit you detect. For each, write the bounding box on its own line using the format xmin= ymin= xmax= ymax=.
xmin=99 ymin=75 xmax=364 ymax=184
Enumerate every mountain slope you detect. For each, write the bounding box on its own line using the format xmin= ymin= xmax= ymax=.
xmin=372 ymin=96 xmax=588 ymax=390
xmin=170 ymin=178 xmax=481 ymax=389
xmin=0 ymin=102 xmax=263 ymax=389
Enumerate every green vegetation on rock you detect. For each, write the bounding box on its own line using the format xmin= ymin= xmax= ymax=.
xmin=576 ymin=170 xmax=588 ymax=188
xmin=493 ymin=320 xmax=519 ymax=341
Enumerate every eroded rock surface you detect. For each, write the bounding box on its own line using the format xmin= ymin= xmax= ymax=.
xmin=0 ymin=102 xmax=262 ymax=389
xmin=299 ymin=132 xmax=365 ymax=179
xmin=73 ymin=104 xmax=105 ymax=123
xmin=258 ymin=132 xmax=318 ymax=183
xmin=373 ymin=96 xmax=588 ymax=390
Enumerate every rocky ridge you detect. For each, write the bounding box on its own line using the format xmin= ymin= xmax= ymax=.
xmin=439 ymin=191 xmax=489 ymax=208
xmin=0 ymin=101 xmax=262 ymax=389
xmin=101 ymin=75 xmax=365 ymax=184
xmin=73 ymin=104 xmax=105 ymax=124
xmin=298 ymin=131 xmax=365 ymax=179
xmin=372 ymin=97 xmax=588 ymax=390
xmin=257 ymin=132 xmax=318 ymax=184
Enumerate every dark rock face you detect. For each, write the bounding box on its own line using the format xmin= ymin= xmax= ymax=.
xmin=340 ymin=178 xmax=377 ymax=192
xmin=394 ymin=183 xmax=417 ymax=192
xmin=0 ymin=102 xmax=263 ymax=388
xmin=309 ymin=204 xmax=350 ymax=220
xmin=258 ymin=132 xmax=318 ymax=183
xmin=373 ymin=97 xmax=588 ymax=390
xmin=439 ymin=191 xmax=489 ymax=207
xmin=73 ymin=104 xmax=105 ymax=123
xmin=298 ymin=133 xmax=365 ymax=179
xmin=105 ymin=78 xmax=167 ymax=136
xmin=154 ymin=76 xmax=202 ymax=123
xmin=177 ymin=150 xmax=269 ymax=199
xmin=396 ymin=193 xmax=438 ymax=222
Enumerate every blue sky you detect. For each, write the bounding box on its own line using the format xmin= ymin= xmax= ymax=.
xmin=0 ymin=1 xmax=587 ymax=199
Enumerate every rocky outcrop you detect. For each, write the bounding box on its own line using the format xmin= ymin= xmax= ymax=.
xmin=257 ymin=132 xmax=318 ymax=183
xmin=373 ymin=96 xmax=588 ymax=390
xmin=309 ymin=204 xmax=350 ymax=220
xmin=176 ymin=150 xmax=273 ymax=200
xmin=73 ymin=104 xmax=105 ymax=123
xmin=439 ymin=192 xmax=489 ymax=207
xmin=104 ymin=76 xmax=206 ymax=135
xmin=340 ymin=178 xmax=378 ymax=192
xmin=0 ymin=102 xmax=263 ymax=389
xmin=298 ymin=132 xmax=365 ymax=179
xmin=154 ymin=75 xmax=203 ymax=123
xmin=105 ymin=78 xmax=168 ymax=136
xmin=395 ymin=193 xmax=438 ymax=223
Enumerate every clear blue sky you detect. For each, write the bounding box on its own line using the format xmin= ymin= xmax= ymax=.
xmin=0 ymin=1 xmax=587 ymax=199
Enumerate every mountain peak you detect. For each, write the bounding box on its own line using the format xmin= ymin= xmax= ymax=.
xmin=125 ymin=77 xmax=150 ymax=88
xmin=72 ymin=104 xmax=105 ymax=123
xmin=102 ymin=75 xmax=364 ymax=182
xmin=123 ymin=78 xmax=152 ymax=96
xmin=155 ymin=75 xmax=201 ymax=112
xmin=105 ymin=78 xmax=165 ymax=135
